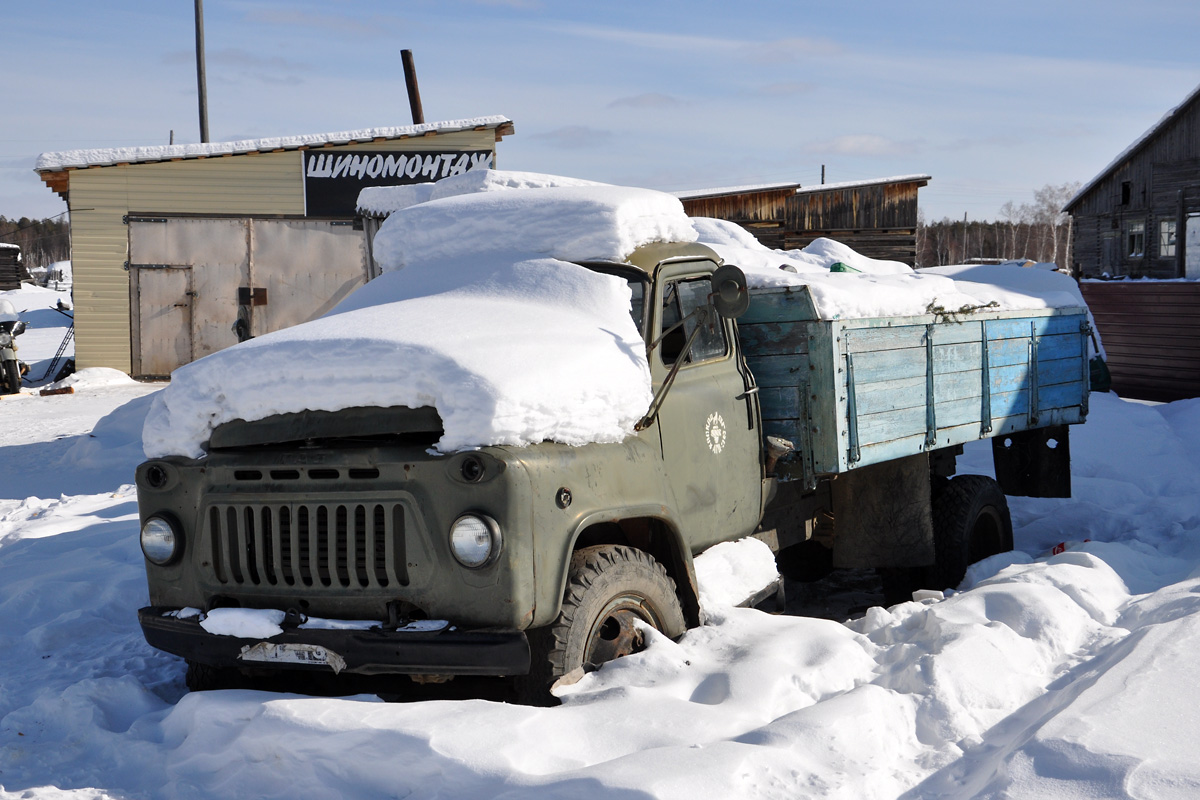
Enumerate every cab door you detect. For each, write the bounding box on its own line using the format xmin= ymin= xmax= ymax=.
xmin=651 ymin=260 xmax=762 ymax=552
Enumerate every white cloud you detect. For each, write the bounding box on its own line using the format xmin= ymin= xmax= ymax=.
xmin=608 ymin=93 xmax=683 ymax=109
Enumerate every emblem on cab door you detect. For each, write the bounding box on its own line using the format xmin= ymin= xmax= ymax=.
xmin=705 ymin=411 xmax=726 ymax=454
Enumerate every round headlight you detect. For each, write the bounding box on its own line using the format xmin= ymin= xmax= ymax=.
xmin=449 ymin=514 xmax=501 ymax=569
xmin=0 ymin=331 xmax=11 ymax=347
xmin=141 ymin=516 xmax=180 ymax=565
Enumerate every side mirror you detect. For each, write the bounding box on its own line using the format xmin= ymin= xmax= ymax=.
xmin=710 ymin=264 xmax=749 ymax=319
xmin=11 ymin=321 xmax=26 ymax=336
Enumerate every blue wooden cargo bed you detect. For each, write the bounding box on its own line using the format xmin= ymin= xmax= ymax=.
xmin=739 ymin=284 xmax=1091 ymax=487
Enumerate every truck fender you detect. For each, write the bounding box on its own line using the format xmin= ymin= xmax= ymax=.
xmin=548 ymin=506 xmax=702 ymax=629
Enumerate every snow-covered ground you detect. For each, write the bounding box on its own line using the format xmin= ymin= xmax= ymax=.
xmin=2 ymin=292 xmax=1200 ymax=797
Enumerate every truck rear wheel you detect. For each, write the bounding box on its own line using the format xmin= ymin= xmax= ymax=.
xmin=520 ymin=545 xmax=685 ymax=705
xmin=931 ymin=474 xmax=1013 ymax=590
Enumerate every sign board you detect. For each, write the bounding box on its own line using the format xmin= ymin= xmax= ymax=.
xmin=302 ymin=150 xmax=494 ymax=217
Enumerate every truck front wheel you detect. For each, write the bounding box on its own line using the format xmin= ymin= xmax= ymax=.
xmin=932 ymin=474 xmax=1013 ymax=590
xmin=520 ymin=545 xmax=686 ymax=705
xmin=1 ymin=359 xmax=19 ymax=395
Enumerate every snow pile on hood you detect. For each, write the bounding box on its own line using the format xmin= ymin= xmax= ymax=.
xmin=372 ymin=184 xmax=696 ymax=271
xmin=693 ymin=217 xmax=1088 ymax=321
xmin=142 ymin=254 xmax=651 ymax=458
xmin=358 ymin=169 xmax=607 ymax=216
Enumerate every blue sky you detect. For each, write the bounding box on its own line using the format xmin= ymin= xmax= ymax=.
xmin=3 ymin=0 xmax=1198 ymax=222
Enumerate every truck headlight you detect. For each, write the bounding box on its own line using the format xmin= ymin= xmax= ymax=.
xmin=140 ymin=516 xmax=181 ymax=565
xmin=449 ymin=514 xmax=501 ymax=569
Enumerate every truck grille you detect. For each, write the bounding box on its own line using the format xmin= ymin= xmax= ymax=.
xmin=206 ymin=502 xmax=408 ymax=589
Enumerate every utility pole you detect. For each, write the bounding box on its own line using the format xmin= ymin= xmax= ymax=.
xmin=195 ymin=0 xmax=210 ymax=143
xmin=963 ymin=212 xmax=969 ymax=262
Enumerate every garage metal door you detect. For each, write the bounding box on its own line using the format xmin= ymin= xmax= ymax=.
xmin=128 ymin=217 xmax=370 ymax=377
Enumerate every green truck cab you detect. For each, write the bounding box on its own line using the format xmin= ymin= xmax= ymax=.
xmin=136 ymin=241 xmax=1089 ymax=700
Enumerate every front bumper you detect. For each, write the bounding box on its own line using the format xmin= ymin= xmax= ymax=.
xmin=138 ymin=607 xmax=530 ymax=677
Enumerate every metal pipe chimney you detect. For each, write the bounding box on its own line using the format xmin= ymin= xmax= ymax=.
xmin=195 ymin=0 xmax=210 ymax=143
xmin=402 ymin=50 xmax=424 ymax=125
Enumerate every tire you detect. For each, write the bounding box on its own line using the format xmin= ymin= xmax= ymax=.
xmin=931 ymin=474 xmax=1013 ymax=590
xmin=519 ymin=545 xmax=686 ymax=705
xmin=1 ymin=359 xmax=19 ymax=395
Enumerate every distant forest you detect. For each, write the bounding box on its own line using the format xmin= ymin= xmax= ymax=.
xmin=0 ymin=215 xmax=70 ymax=270
xmin=915 ymin=182 xmax=1081 ymax=269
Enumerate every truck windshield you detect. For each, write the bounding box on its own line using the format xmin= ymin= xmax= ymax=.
xmin=659 ymin=277 xmax=727 ymax=365
xmin=579 ymin=263 xmax=649 ymax=339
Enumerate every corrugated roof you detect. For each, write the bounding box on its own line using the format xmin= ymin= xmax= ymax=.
xmin=35 ymin=116 xmax=513 ymax=173
xmin=1064 ymin=83 xmax=1200 ymax=212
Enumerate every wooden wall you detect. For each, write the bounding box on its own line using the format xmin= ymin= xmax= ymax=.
xmin=679 ymin=189 xmax=794 ymax=224
xmin=1081 ymin=281 xmax=1200 ymax=401
xmin=0 ymin=247 xmax=24 ymax=290
xmin=787 ymin=182 xmax=921 ymax=231
xmin=682 ymin=180 xmax=926 ymax=266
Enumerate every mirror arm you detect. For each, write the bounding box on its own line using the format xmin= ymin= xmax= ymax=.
xmin=636 ymin=306 xmax=712 ymax=431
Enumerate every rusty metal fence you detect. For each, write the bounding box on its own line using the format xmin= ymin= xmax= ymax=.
xmin=1080 ymin=281 xmax=1200 ymax=402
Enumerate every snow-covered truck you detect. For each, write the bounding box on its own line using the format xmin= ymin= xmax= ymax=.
xmin=133 ymin=174 xmax=1091 ymax=701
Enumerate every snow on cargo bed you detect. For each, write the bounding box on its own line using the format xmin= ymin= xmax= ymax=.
xmin=693 ymin=217 xmax=1088 ymax=321
xmin=141 ymin=184 xmax=695 ymax=458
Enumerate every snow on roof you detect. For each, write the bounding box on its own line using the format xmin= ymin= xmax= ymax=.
xmin=34 ymin=116 xmax=513 ymax=172
xmin=357 ymin=169 xmax=607 ymax=217
xmin=371 ymin=179 xmax=697 ymax=271
xmin=0 ymin=243 xmax=18 ymax=250
xmin=793 ymin=174 xmax=931 ymax=194
xmin=1066 ymin=82 xmax=1200 ymax=211
xmin=672 ymin=181 xmax=802 ymax=201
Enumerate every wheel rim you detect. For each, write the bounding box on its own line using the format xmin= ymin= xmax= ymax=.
xmin=582 ymin=593 xmax=662 ymax=671
xmin=968 ymin=506 xmax=1004 ymax=564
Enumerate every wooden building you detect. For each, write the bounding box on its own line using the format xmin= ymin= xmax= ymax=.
xmin=1065 ymin=83 xmax=1200 ymax=279
xmin=0 ymin=244 xmax=25 ymax=291
xmin=1064 ymin=84 xmax=1200 ymax=401
xmin=676 ymin=175 xmax=930 ymax=265
xmin=35 ymin=117 xmax=513 ymax=377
